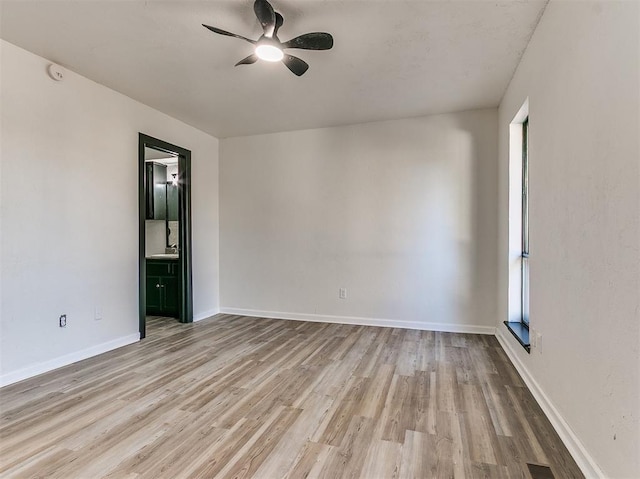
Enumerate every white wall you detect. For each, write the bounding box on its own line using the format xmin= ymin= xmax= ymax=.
xmin=497 ymin=1 xmax=639 ymax=477
xmin=145 ymin=220 xmax=166 ymax=256
xmin=220 ymin=109 xmax=498 ymax=332
xmin=0 ymin=40 xmax=220 ymax=384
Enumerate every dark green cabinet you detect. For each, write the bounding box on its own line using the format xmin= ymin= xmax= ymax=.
xmin=146 ymin=259 xmax=180 ymax=317
xmin=145 ymin=162 xmax=167 ymax=220
xmin=146 ymin=162 xmax=178 ymax=224
xmin=145 ymin=274 xmax=163 ymax=311
xmin=167 ymin=182 xmax=179 ymax=221
xmin=161 ymin=274 xmax=180 ymax=314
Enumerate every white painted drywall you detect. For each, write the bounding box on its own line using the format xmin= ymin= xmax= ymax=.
xmin=0 ymin=40 xmax=220 ymax=383
xmin=220 ymin=109 xmax=498 ymax=331
xmin=497 ymin=1 xmax=640 ymax=477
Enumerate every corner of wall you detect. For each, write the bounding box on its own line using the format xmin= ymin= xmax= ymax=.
xmin=495 ymin=325 xmax=605 ymax=478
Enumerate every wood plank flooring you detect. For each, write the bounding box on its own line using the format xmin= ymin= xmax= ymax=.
xmin=0 ymin=314 xmax=584 ymax=478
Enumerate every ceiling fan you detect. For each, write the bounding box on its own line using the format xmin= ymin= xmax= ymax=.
xmin=202 ymin=0 xmax=333 ymax=76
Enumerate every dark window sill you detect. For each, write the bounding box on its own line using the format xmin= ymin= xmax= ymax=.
xmin=503 ymin=321 xmax=531 ymax=353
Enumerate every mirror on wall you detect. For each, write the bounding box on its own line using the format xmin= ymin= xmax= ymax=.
xmin=144 ymin=147 xmax=179 ymax=259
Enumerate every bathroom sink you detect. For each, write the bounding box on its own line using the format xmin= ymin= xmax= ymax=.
xmin=147 ymin=253 xmax=179 ymax=259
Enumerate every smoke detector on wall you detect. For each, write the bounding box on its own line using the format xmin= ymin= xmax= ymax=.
xmin=47 ymin=63 xmax=65 ymax=81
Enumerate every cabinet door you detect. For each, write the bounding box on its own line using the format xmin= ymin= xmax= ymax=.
xmin=145 ymin=162 xmax=168 ymax=220
xmin=162 ymin=275 xmax=180 ymax=317
xmin=146 ymin=275 xmax=163 ymax=314
xmin=145 ymin=163 xmax=155 ymax=220
xmin=153 ymin=163 xmax=167 ymax=220
xmin=167 ymin=183 xmax=179 ymax=221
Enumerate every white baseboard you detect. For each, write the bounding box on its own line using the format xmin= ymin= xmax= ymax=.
xmin=0 ymin=333 xmax=140 ymax=388
xmin=495 ymin=326 xmax=604 ymax=479
xmin=193 ymin=309 xmax=220 ymax=323
xmin=219 ymin=307 xmax=496 ymax=335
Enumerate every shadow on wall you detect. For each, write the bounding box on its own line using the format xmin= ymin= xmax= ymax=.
xmin=219 ymin=109 xmax=498 ymax=328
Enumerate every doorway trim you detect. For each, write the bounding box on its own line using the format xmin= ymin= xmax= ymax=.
xmin=139 ymin=133 xmax=193 ymax=339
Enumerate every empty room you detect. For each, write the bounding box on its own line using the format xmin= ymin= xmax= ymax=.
xmin=0 ymin=0 xmax=638 ymax=478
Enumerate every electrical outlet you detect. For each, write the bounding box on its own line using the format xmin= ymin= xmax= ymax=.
xmin=339 ymin=288 xmax=347 ymax=299
xmin=59 ymin=314 xmax=67 ymax=327
xmin=530 ymin=327 xmax=537 ymax=348
xmin=94 ymin=306 xmax=103 ymax=320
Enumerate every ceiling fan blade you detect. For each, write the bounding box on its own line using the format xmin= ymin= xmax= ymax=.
xmin=235 ymin=54 xmax=258 ymax=66
xmin=282 ymin=54 xmax=309 ymax=76
xmin=282 ymin=32 xmax=333 ymax=50
xmin=254 ymin=0 xmax=276 ymax=38
xmin=202 ymin=24 xmax=255 ymax=44
xmin=274 ymin=12 xmax=284 ymax=37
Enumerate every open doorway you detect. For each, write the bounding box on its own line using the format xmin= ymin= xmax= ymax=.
xmin=138 ymin=134 xmax=193 ymax=339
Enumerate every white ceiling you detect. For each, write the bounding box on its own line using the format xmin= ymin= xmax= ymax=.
xmin=0 ymin=0 xmax=547 ymax=138
xmin=145 ymin=147 xmax=178 ymax=164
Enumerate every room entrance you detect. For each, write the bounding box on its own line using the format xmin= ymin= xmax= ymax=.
xmin=138 ymin=134 xmax=193 ymax=338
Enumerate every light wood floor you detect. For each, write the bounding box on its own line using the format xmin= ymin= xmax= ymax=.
xmin=0 ymin=314 xmax=583 ymax=479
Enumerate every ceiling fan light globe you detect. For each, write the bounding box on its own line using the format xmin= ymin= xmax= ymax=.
xmin=255 ymin=44 xmax=284 ymax=62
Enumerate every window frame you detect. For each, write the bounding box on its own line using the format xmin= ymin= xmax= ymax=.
xmin=504 ymin=115 xmax=531 ymax=352
xmin=521 ymin=117 xmax=529 ymax=327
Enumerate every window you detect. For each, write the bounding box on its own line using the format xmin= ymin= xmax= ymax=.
xmin=521 ymin=118 xmax=529 ymax=327
xmin=505 ymin=114 xmax=530 ymax=352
